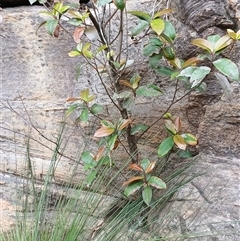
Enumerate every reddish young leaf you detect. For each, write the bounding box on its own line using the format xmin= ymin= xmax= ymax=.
xmin=145 ymin=161 xmax=156 ymax=174
xmin=94 ymin=126 xmax=115 ymax=138
xmin=119 ymin=79 xmax=133 ymax=89
xmin=66 ymin=97 xmax=82 ymax=102
xmin=94 ymin=146 xmax=105 ymax=161
xmin=174 ymin=117 xmax=181 ymax=132
xmin=173 ymin=134 xmax=187 ymax=150
xmin=73 ymin=27 xmax=85 ymax=43
xmin=191 ymin=38 xmax=214 ymax=53
xmin=118 ymin=119 xmax=132 ymax=131
xmin=122 ymin=176 xmax=144 ymax=186
xmin=128 ymin=163 xmax=143 ymax=172
xmin=182 ymin=57 xmax=200 ymax=68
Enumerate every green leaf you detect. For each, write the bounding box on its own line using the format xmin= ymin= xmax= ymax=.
xmin=142 ymin=186 xmax=152 ymax=206
xmin=81 ymin=151 xmax=94 ymax=164
xmin=124 ymin=181 xmax=143 ymax=197
xmin=128 ymin=11 xmax=151 ymax=22
xmin=190 ymin=66 xmax=211 ymax=88
xmin=66 ymin=103 xmax=80 ymax=117
xmin=86 ymin=170 xmax=97 ymax=185
xmin=181 ymin=133 xmax=198 ymax=146
xmin=113 ymin=0 xmax=126 ymax=11
xmin=136 ymin=84 xmax=162 ymax=97
xmin=150 ymin=18 xmax=165 ymax=35
xmin=68 ymin=18 xmax=83 ymax=26
xmin=149 ymin=54 xmax=162 ymax=68
xmin=68 ymin=50 xmax=81 ymax=57
xmin=130 ymin=73 xmax=141 ymax=89
xmin=140 ymin=158 xmax=150 ymax=171
xmin=91 ymin=103 xmax=104 ymax=114
xmin=158 ymin=136 xmax=174 ymax=157
xmin=177 ymin=66 xmax=198 ymax=78
xmin=80 ymin=108 xmax=89 ymax=122
xmin=131 ymin=124 xmax=148 ymax=135
xmin=191 ymin=38 xmax=214 ymax=53
xmin=148 ymin=176 xmax=167 ymax=189
xmin=162 ymin=20 xmax=176 ymax=41
xmin=156 ymin=66 xmax=174 ymax=76
xmin=45 ymin=19 xmax=58 ymax=36
xmin=143 ymin=44 xmax=160 ymax=56
xmin=207 ymin=35 xmax=220 ymax=45
xmin=108 ymin=134 xmax=118 ymax=151
xmin=149 ymin=37 xmax=163 ymax=46
xmin=213 ymin=58 xmax=239 ymax=81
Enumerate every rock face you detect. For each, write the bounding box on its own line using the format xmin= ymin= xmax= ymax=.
xmin=0 ymin=0 xmax=240 ymax=239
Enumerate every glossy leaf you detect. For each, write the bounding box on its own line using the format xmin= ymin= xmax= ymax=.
xmin=128 ymin=11 xmax=151 ymax=22
xmin=169 ymin=57 xmax=181 ymax=69
xmin=173 ymin=134 xmax=187 ymax=150
xmin=46 ymin=19 xmax=58 ymax=36
xmin=118 ymin=119 xmax=132 ymax=131
xmin=81 ymin=151 xmax=94 ymax=164
xmin=143 ymin=44 xmax=160 ymax=56
xmin=131 ymin=20 xmax=149 ymax=36
xmin=128 ymin=164 xmax=143 ymax=172
xmin=148 ymin=176 xmax=166 ymax=189
xmin=108 ymin=134 xmax=118 ymax=150
xmin=177 ymin=66 xmax=198 ymax=78
xmin=149 ymin=37 xmax=163 ymax=46
xmin=156 ymin=66 xmax=174 ymax=76
xmin=140 ymin=158 xmax=150 ymax=172
xmin=181 ymin=133 xmax=198 ymax=146
xmin=91 ymin=103 xmax=104 ymax=114
xmin=124 ymin=180 xmax=143 ymax=197
xmin=207 ymin=35 xmax=220 ymax=45
xmin=80 ymin=89 xmax=95 ymax=102
xmin=130 ymin=74 xmax=141 ymax=89
xmin=136 ymin=84 xmax=162 ymax=97
xmin=145 ymin=161 xmax=156 ymax=173
xmin=150 ymin=18 xmax=165 ymax=35
xmin=66 ymin=103 xmax=79 ymax=117
xmin=153 ymin=9 xmax=172 ymax=19
xmin=113 ymin=0 xmax=126 ymax=10
xmin=190 ymin=66 xmax=211 ymax=88
xmin=94 ymin=126 xmax=115 ymax=137
xmin=142 ymin=186 xmax=152 ymax=206
xmin=191 ymin=38 xmax=214 ymax=53
xmin=80 ymin=108 xmax=89 ymax=122
xmin=214 ymin=34 xmax=233 ymax=52
xmin=68 ymin=50 xmax=81 ymax=57
xmin=213 ymin=58 xmax=239 ymax=81
xmin=165 ymin=119 xmax=177 ymax=135
xmin=182 ymin=57 xmax=200 ymax=68
xmin=158 ymin=136 xmax=174 ymax=157
xmin=130 ymin=123 xmax=148 ymax=135
xmin=162 ymin=20 xmax=176 ymax=41
xmin=123 ymin=176 xmax=144 ymax=186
